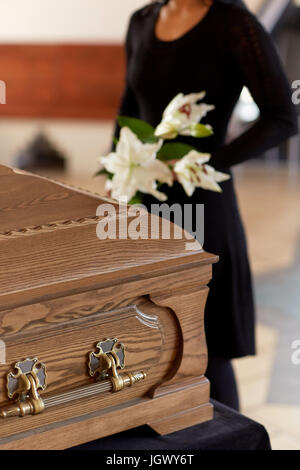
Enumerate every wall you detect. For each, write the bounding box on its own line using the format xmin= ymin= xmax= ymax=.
xmin=0 ymin=0 xmax=265 ymax=173
xmin=0 ymin=0 xmax=264 ymax=44
xmin=0 ymin=0 xmax=147 ymax=43
xmin=0 ymin=1 xmax=147 ymax=171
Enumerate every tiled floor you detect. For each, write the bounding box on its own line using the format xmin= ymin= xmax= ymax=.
xmin=41 ymin=163 xmax=300 ymax=450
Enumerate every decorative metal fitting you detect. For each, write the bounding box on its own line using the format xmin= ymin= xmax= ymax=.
xmin=0 ymin=338 xmax=146 ymax=419
xmin=0 ymin=358 xmax=46 ymax=418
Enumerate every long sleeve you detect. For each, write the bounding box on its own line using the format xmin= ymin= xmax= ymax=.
xmin=112 ymin=15 xmax=140 ymax=146
xmin=211 ymin=7 xmax=298 ymax=169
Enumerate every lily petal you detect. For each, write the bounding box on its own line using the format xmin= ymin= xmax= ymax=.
xmin=155 ymin=121 xmax=179 ymax=139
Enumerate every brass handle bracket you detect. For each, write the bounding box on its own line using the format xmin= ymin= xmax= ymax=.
xmin=0 ymin=339 xmax=146 ymax=419
xmin=89 ymin=339 xmax=145 ymax=392
xmin=0 ymin=358 xmax=46 ymax=418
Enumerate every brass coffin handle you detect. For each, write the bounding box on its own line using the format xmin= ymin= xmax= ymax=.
xmin=0 ymin=338 xmax=146 ymax=419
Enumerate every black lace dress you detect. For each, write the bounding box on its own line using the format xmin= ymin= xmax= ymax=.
xmin=113 ymin=1 xmax=298 ymax=358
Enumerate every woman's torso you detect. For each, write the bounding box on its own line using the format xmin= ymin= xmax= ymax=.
xmin=124 ymin=3 xmax=257 ymax=360
xmin=127 ymin=1 xmax=245 ymax=162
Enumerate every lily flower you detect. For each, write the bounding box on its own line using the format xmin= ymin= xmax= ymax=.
xmin=155 ymin=92 xmax=215 ymax=139
xmin=99 ymin=127 xmax=173 ymax=201
xmin=174 ymin=150 xmax=230 ymax=196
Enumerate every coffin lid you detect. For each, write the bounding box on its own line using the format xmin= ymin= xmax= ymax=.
xmin=0 ymin=165 xmax=217 ymax=308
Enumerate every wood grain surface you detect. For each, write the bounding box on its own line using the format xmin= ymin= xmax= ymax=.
xmin=0 ymin=378 xmax=211 ymax=449
xmin=0 ymin=164 xmax=217 ymax=448
xmin=0 ymin=165 xmax=217 ymax=311
xmin=0 ymin=296 xmax=181 ymax=441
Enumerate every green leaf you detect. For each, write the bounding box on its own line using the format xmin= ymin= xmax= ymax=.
xmin=113 ymin=137 xmax=118 ymax=145
xmin=117 ymin=116 xmax=158 ymax=143
xmin=94 ymin=168 xmax=113 ymax=179
xmin=190 ymin=123 xmax=213 ymax=138
xmin=157 ymin=143 xmax=196 ymax=161
xmin=129 ymin=192 xmax=144 ymax=205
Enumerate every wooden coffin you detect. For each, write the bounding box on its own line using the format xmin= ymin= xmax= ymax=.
xmin=0 ymin=164 xmax=218 ymax=450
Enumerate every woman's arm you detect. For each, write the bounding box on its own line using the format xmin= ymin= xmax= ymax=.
xmin=112 ymin=15 xmax=140 ymax=147
xmin=211 ymin=7 xmax=298 ymax=169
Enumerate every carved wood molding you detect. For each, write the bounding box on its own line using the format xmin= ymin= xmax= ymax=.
xmin=150 ymin=286 xmax=210 ymax=395
xmin=0 ymin=216 xmax=101 ymax=240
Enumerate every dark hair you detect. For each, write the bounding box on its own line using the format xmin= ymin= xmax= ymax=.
xmin=155 ymin=0 xmax=247 ymax=7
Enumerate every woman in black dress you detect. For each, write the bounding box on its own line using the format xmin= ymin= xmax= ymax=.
xmin=113 ymin=0 xmax=298 ymax=410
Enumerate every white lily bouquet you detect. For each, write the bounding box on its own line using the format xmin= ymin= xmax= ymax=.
xmin=97 ymin=92 xmax=230 ymax=203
